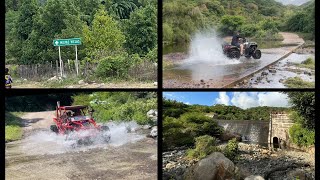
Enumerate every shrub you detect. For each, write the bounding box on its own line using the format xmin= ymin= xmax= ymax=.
xmin=96 ymin=53 xmax=132 ymax=78
xmin=187 ymin=135 xmax=218 ymax=160
xmin=223 ymin=138 xmax=239 ymax=161
xmin=289 ymin=124 xmax=314 ymax=147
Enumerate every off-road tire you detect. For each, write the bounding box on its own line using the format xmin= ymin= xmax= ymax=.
xmin=229 ymin=50 xmax=240 ymax=59
xmin=50 ymin=125 xmax=59 ymax=133
xmin=253 ymin=50 xmax=262 ymax=59
xmin=101 ymin=126 xmax=110 ymax=131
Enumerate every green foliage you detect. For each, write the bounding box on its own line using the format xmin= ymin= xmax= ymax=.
xmin=5 ymin=112 xmax=24 ymax=142
xmin=123 ymin=4 xmax=157 ymax=56
xmin=284 ymin=77 xmax=314 ymax=89
xmin=285 ymin=92 xmax=315 ymax=129
xmin=223 ymin=138 xmax=239 ymax=161
xmin=289 ymin=124 xmax=314 ymax=147
xmin=284 ymin=1 xmax=314 ymax=39
xmin=298 ymin=57 xmax=315 ymax=69
xmin=72 ymin=92 xmax=157 ymax=125
xmin=187 ymin=135 xmax=218 ymax=160
xmin=6 ymin=0 xmax=157 ymax=82
xmin=95 ymin=53 xmax=132 ymax=78
xmin=5 ymin=95 xmax=73 ymax=112
xmin=163 ymin=110 xmax=223 ymax=150
xmin=83 ymin=8 xmax=125 ymax=60
xmin=219 ymin=15 xmax=245 ymax=35
xmin=108 ymin=0 xmax=138 ymax=19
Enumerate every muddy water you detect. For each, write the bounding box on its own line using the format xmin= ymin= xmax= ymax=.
xmin=163 ymin=48 xmax=291 ymax=88
xmin=6 ymin=122 xmax=145 ymax=157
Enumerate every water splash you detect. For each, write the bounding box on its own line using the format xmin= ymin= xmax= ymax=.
xmin=184 ymin=29 xmax=241 ymax=66
xmin=20 ymin=121 xmax=145 ymax=155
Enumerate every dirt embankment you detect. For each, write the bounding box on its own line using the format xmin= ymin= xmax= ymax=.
xmin=6 ymin=111 xmax=157 ymax=180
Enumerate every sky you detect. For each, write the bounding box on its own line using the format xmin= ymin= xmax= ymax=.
xmin=275 ymin=0 xmax=310 ymax=5
xmin=163 ymin=92 xmax=290 ymax=109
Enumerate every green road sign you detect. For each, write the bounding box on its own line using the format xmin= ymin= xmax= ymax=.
xmin=53 ymin=38 xmax=81 ymax=46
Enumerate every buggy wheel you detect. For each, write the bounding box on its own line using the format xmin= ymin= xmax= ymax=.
xmin=101 ymin=126 xmax=111 ymax=142
xmin=229 ymin=50 xmax=240 ymax=59
xmin=101 ymin=125 xmax=110 ymax=131
xmin=253 ymin=50 xmax=261 ymax=59
xmin=50 ymin=125 xmax=58 ymax=133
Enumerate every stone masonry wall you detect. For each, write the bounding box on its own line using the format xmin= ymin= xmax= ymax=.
xmin=269 ymin=112 xmax=294 ymax=144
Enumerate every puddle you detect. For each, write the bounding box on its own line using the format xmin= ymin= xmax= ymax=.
xmin=6 ymin=121 xmax=145 ymax=156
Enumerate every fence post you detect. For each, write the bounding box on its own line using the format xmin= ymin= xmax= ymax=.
xmin=56 ymin=60 xmax=59 ymax=76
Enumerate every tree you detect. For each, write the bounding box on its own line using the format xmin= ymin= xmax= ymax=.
xmin=83 ymin=7 xmax=125 ymax=61
xmin=123 ymin=4 xmax=157 ymax=56
xmin=285 ymin=92 xmax=315 ymax=129
xmin=219 ymin=15 xmax=245 ymax=35
xmin=108 ymin=0 xmax=138 ymax=19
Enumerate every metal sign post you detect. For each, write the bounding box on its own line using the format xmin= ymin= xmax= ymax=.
xmin=58 ymin=46 xmax=62 ymax=77
xmin=53 ymin=38 xmax=81 ymax=77
xmin=75 ymin=45 xmax=79 ymax=76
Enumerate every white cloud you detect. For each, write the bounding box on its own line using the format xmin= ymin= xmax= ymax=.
xmin=231 ymin=92 xmax=258 ymax=109
xmin=257 ymin=92 xmax=289 ymax=107
xmin=215 ymin=92 xmax=230 ymax=105
xmin=185 ymin=102 xmax=191 ymax=105
xmin=230 ymin=92 xmax=289 ymax=109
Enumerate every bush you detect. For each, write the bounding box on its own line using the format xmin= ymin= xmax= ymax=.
xmin=219 ymin=15 xmax=245 ymax=35
xmin=96 ymin=53 xmax=132 ymax=78
xmin=187 ymin=135 xmax=218 ymax=160
xmin=289 ymin=124 xmax=314 ymax=147
xmin=223 ymin=138 xmax=239 ymax=161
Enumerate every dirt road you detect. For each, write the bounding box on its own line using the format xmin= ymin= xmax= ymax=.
xmin=6 ymin=111 xmax=157 ymax=180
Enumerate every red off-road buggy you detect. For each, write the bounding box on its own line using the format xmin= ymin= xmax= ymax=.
xmin=50 ymin=102 xmax=110 ymax=145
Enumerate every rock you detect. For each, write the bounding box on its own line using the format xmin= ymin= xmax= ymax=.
xmin=244 ymin=175 xmax=265 ymax=180
xmin=261 ymin=149 xmax=269 ymax=154
xmin=150 ymin=126 xmax=157 ymax=138
xmin=303 ymin=71 xmax=312 ymax=76
xmin=153 ymin=82 xmax=158 ymax=86
xmin=200 ymin=79 xmax=204 ymax=83
xmin=261 ymin=72 xmax=268 ymax=76
xmin=48 ymin=76 xmax=58 ymax=81
xmin=23 ymin=78 xmax=27 ymax=81
xmin=269 ymin=68 xmax=277 ymax=73
xmin=270 ymin=154 xmax=278 ymax=157
xmin=143 ymin=125 xmax=151 ymax=129
xmin=165 ymin=162 xmax=176 ymax=169
xmin=219 ymin=131 xmax=241 ymax=141
xmin=235 ymin=166 xmax=251 ymax=179
xmin=147 ymin=109 xmax=157 ymax=117
xmin=279 ymin=79 xmax=285 ymax=83
xmin=184 ymin=152 xmax=235 ymax=180
xmin=78 ymin=80 xmax=85 ymax=84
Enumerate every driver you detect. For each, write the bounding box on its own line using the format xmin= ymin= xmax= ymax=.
xmin=231 ymin=31 xmax=244 ymax=56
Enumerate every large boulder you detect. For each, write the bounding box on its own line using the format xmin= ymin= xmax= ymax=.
xmin=184 ymin=152 xmax=235 ymax=180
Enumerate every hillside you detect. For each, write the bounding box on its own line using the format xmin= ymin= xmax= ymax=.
xmin=163 ymin=0 xmax=314 ymax=44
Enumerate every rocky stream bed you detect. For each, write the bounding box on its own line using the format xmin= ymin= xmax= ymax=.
xmin=163 ymin=143 xmax=315 ymax=180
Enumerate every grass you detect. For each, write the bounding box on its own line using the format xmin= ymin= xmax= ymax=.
xmin=284 ymin=77 xmax=314 ymax=88
xmin=5 ymin=112 xmax=24 ymax=142
xmin=13 ymin=76 xmax=155 ymax=88
xmin=298 ymin=58 xmax=315 ymax=70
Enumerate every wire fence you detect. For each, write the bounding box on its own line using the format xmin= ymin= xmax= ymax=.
xmin=8 ymin=60 xmax=157 ymax=81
